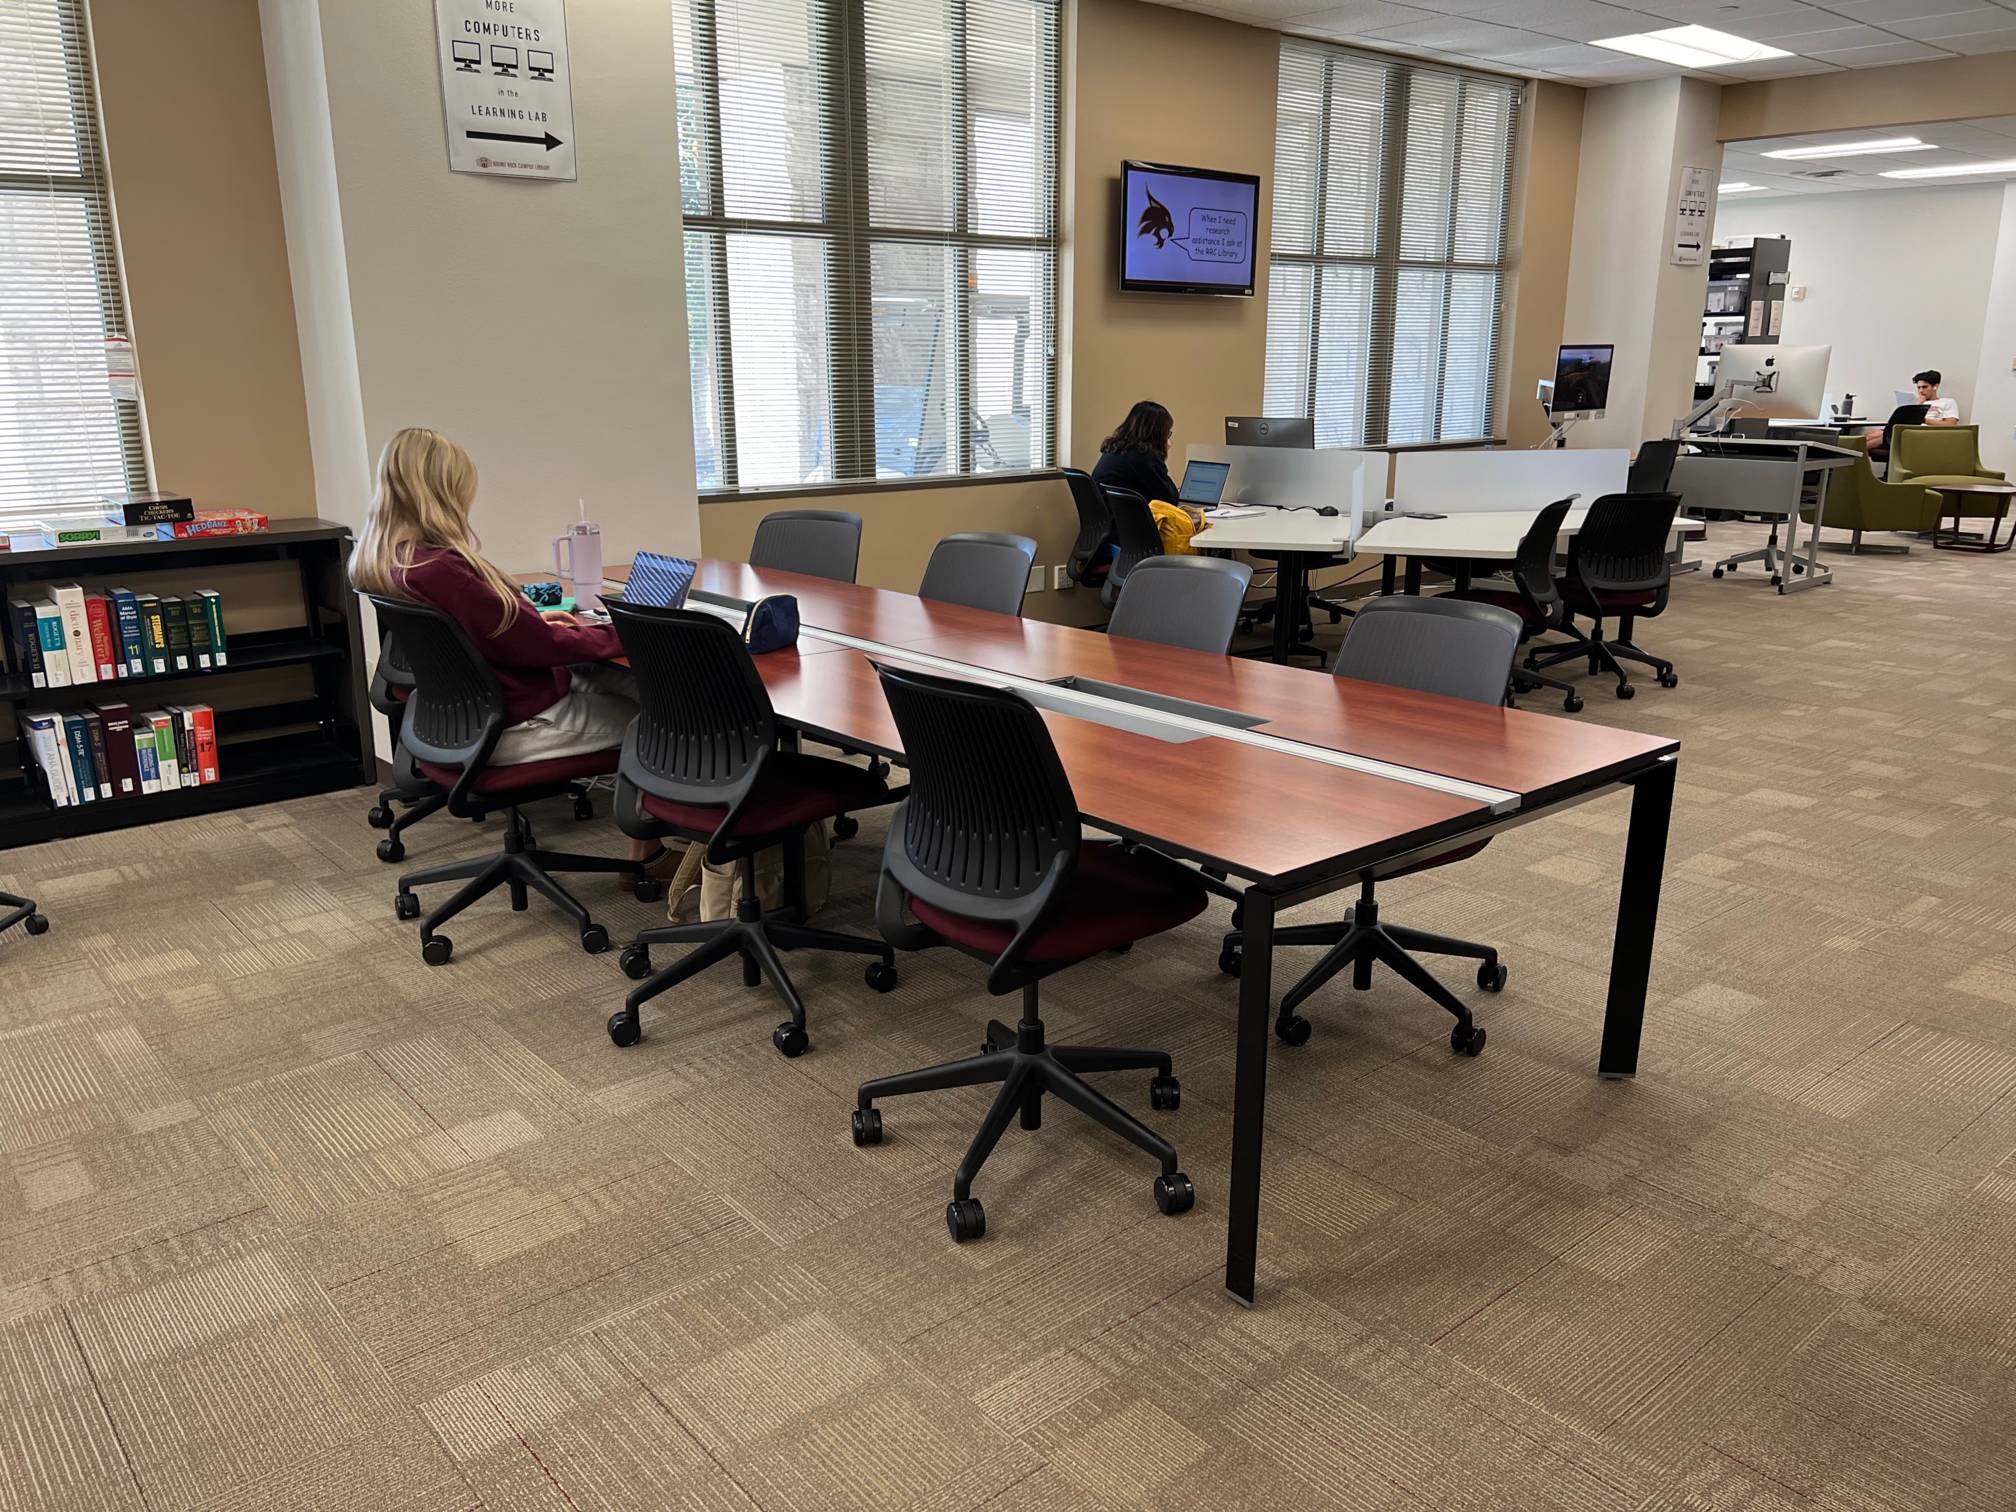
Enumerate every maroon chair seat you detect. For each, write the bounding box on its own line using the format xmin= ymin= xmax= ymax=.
xmin=638 ymin=752 xmax=890 ymax=841
xmin=1438 ymin=587 xmax=1545 ymax=626
xmin=418 ymin=748 xmax=619 ymax=795
xmin=906 ymin=843 xmax=1206 ymax=963
xmin=1557 ymin=579 xmax=1658 ymax=614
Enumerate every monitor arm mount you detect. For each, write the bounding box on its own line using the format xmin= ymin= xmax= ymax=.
xmin=1673 ymin=359 xmax=1777 ymax=439
xmin=1534 ymin=379 xmax=1577 ymax=449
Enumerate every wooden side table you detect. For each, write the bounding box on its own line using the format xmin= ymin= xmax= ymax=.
xmin=1929 ymin=482 xmax=2016 ymax=553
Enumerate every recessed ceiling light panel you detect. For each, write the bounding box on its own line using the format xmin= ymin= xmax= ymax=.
xmin=1592 ymin=25 xmax=1792 ymax=69
xmin=1762 ymin=138 xmax=1933 ymax=160
xmin=1880 ymin=159 xmax=2016 ymax=180
xmin=1718 ymin=182 xmax=1766 ymax=193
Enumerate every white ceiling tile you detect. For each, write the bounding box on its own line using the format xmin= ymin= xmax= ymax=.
xmin=1704 ymin=52 xmax=1845 ymax=73
xmin=1891 ymin=9 xmax=2008 ymax=35
xmin=1930 ymin=22 xmax=2016 ymax=48
xmin=1356 ymin=14 xmax=1548 ymax=44
xmin=1394 ymin=0 xmax=1523 ymax=15
xmin=1285 ymin=0 xmax=1442 ymax=27
xmin=1825 ymin=0 xmax=2003 ymax=18
xmin=1760 ymin=22 xmax=1898 ymax=47
xmin=1809 ymin=36 xmax=1956 ymax=60
xmin=1707 ymin=3 xmax=1854 ymax=40
xmin=1631 ymin=0 xmax=1812 ymax=23
xmin=1466 ymin=0 xmax=1655 ymax=38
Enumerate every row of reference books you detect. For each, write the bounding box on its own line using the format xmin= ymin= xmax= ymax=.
xmin=21 ymin=703 xmax=221 ymax=808
xmin=7 ymin=585 xmax=230 ymax=688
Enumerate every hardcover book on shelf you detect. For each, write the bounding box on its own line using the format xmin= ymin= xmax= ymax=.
xmin=83 ymin=594 xmax=118 ymax=682
xmin=195 ymin=590 xmax=227 ymax=665
xmin=161 ymin=597 xmax=193 ymax=673
xmin=186 ymin=597 xmax=214 ymax=669
xmin=135 ymin=730 xmax=160 ymax=795
xmin=171 ymin=707 xmax=199 ymax=788
xmin=61 ymin=714 xmax=99 ymax=802
xmin=109 ymin=588 xmax=144 ymax=677
xmin=9 ymin=599 xmax=46 ymax=688
xmin=93 ymin=702 xmax=142 ymax=798
xmin=144 ymin=711 xmax=181 ymax=790
xmin=174 ymin=705 xmax=221 ymax=785
xmin=136 ymin=594 xmax=168 ymax=676
xmin=52 ymin=585 xmax=95 ymax=685
xmin=80 ymin=710 xmax=113 ymax=801
xmin=34 ymin=603 xmax=70 ymax=688
xmin=20 ymin=710 xmax=73 ymax=807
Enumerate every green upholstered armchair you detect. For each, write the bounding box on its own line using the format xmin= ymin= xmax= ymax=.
xmin=1890 ymin=426 xmax=2007 ymax=518
xmin=1799 ymin=434 xmax=1940 ymax=552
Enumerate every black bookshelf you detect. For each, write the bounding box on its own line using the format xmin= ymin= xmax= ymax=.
xmin=0 ymin=518 xmax=372 ymax=849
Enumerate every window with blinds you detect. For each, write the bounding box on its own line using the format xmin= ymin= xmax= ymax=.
xmin=677 ymin=0 xmax=1059 ymax=491
xmin=1265 ymin=42 xmax=1519 ymax=448
xmin=0 ymin=0 xmax=146 ymax=518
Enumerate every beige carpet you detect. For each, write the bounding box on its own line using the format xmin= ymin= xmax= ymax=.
xmin=4 ymin=523 xmax=2016 ymax=1511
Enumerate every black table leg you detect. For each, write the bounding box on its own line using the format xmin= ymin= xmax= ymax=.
xmin=1225 ymin=887 xmax=1275 ymax=1306
xmin=1381 ymin=557 xmax=1395 ymax=596
xmin=1454 ymin=561 xmax=1472 ymax=595
xmin=1600 ymin=757 xmax=1676 ymax=1078
xmin=1404 ymin=555 xmax=1423 ymax=595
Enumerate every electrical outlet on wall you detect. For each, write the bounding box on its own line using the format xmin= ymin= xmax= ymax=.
xmin=1027 ymin=564 xmax=1045 ymax=593
xmin=1052 ymin=565 xmax=1070 ymax=590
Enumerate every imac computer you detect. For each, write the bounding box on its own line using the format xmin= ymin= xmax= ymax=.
xmin=1549 ymin=345 xmax=1613 ymax=420
xmin=1225 ymin=416 xmax=1313 ymax=449
xmin=1714 ymin=344 xmax=1832 ymax=422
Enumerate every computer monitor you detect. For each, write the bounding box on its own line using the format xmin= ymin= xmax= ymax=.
xmin=1550 ymin=344 xmax=1613 ymax=420
xmin=1716 ymin=344 xmax=1832 ymax=422
xmin=1225 ymin=416 xmax=1312 ymax=449
xmin=1177 ymin=460 xmax=1230 ymax=506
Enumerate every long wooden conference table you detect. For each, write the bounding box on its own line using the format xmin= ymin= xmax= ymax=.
xmin=588 ymin=559 xmax=1679 ymax=1306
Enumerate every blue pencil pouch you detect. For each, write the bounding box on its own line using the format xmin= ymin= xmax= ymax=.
xmin=744 ymin=595 xmax=800 ymax=653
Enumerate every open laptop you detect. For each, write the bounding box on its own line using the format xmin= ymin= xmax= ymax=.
xmin=622 ymin=551 xmax=698 ymax=609
xmin=1177 ymin=459 xmax=1231 ymax=507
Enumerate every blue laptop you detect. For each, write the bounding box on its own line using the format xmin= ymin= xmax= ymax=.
xmin=623 ymin=552 xmax=698 ymax=609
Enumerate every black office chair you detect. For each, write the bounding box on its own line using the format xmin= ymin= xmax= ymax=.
xmin=1221 ymin=596 xmax=1520 ymax=1057
xmin=750 ymin=508 xmax=863 ymax=582
xmin=363 ymin=631 xmax=599 ymax=864
xmin=606 ymin=602 xmax=899 ymax=1053
xmin=1444 ymin=498 xmax=1584 ymax=713
xmin=853 ymin=663 xmax=1201 ymax=1242
xmin=369 ymin=596 xmax=648 ymax=965
xmin=1628 ymin=439 xmax=1680 ymax=494
xmin=1099 ymin=485 xmax=1163 ymax=609
xmin=1107 ymin=555 xmax=1253 ymax=655
xmin=1 ymin=892 xmax=47 ymax=938
xmin=919 ymin=532 xmax=1037 ymax=616
xmin=1061 ymin=468 xmax=1117 ymax=592
xmin=1526 ymin=492 xmax=1684 ymax=700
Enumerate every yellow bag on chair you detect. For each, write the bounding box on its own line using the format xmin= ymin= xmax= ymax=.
xmin=1148 ymin=499 xmax=1200 ymax=555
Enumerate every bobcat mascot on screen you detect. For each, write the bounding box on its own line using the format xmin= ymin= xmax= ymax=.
xmin=1137 ymin=187 xmax=1175 ymax=249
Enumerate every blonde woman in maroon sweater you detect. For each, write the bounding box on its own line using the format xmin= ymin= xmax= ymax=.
xmin=351 ymin=427 xmax=653 ymax=858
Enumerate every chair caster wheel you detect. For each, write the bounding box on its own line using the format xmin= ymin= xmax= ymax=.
xmin=1150 ymin=1075 xmax=1181 ymax=1112
xmin=864 ymin=960 xmax=898 ymax=993
xmin=1451 ymin=1022 xmax=1486 ymax=1056
xmin=1793 ymin=562 xmax=1805 ymax=574
xmin=1658 ymin=672 xmax=1679 ymax=689
xmin=833 ymin=814 xmax=860 ymax=841
xmin=367 ymin=805 xmax=393 ymax=830
xmin=1230 ymin=905 xmax=1243 ymax=929
xmin=607 ymin=1011 xmax=641 ymax=1048
xmin=376 ymin=837 xmax=405 ymax=864
xmin=1711 ymin=567 xmax=1725 ymax=579
xmin=773 ymin=1021 xmax=809 ymax=1058
xmin=422 ymin=935 xmax=453 ymax=966
xmin=1563 ymin=693 xmax=1583 ymax=713
xmin=1616 ymin=683 xmax=1636 ymax=699
xmin=24 ymin=914 xmax=49 ymax=936
xmin=1217 ymin=944 xmax=1242 ymax=977
xmin=573 ymin=796 xmax=595 ymax=822
xmin=851 ymin=1108 xmax=882 ymax=1146
xmin=1478 ymin=961 xmax=1507 ymax=993
xmin=580 ymin=924 xmax=610 ymax=954
xmin=619 ymin=944 xmax=652 ymax=980
xmin=1153 ymin=1172 xmax=1195 ymax=1216
xmin=945 ymin=1197 xmax=986 ymax=1243
xmin=395 ymin=892 xmax=421 ymax=921
xmin=632 ymin=878 xmax=665 ymax=903
xmin=1275 ymin=1014 xmax=1313 ymax=1047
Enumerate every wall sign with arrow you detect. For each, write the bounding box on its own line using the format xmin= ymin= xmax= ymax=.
xmin=435 ymin=0 xmax=577 ymax=181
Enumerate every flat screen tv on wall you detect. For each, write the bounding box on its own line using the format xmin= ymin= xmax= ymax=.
xmin=1119 ymin=161 xmax=1260 ymax=297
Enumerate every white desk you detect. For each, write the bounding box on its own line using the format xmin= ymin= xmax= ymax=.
xmin=1351 ymin=508 xmax=1686 ymax=594
xmin=1191 ymin=508 xmax=1353 ymax=665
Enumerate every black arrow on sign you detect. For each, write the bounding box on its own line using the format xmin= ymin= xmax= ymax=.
xmin=465 ymin=129 xmax=563 ymax=151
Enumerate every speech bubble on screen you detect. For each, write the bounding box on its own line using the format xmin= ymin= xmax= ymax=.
xmin=1174 ymin=207 xmax=1249 ymax=262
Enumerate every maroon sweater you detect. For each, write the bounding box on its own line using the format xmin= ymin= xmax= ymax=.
xmin=396 ymin=547 xmax=622 ymax=725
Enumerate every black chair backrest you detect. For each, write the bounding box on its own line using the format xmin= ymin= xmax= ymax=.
xmin=750 ymin=508 xmax=863 ymax=583
xmin=1103 ymin=485 xmax=1164 ymax=592
xmin=1570 ymin=491 xmax=1681 ymax=596
xmin=367 ymin=629 xmax=416 ymax=717
xmin=1508 ymin=498 xmax=1574 ymax=621
xmin=1107 ymin=555 xmax=1253 ymax=655
xmin=874 ymin=662 xmax=1080 ymax=923
xmin=1061 ymin=468 xmax=1116 ymax=586
xmin=918 ymin=532 xmax=1037 ymax=616
xmin=606 ymin=601 xmax=775 ymax=810
xmin=1627 ymin=439 xmax=1679 ymax=494
xmin=1335 ymin=595 xmax=1520 ymax=707
xmin=363 ymin=596 xmax=507 ymax=771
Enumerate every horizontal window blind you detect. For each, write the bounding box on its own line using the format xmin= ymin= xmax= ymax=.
xmin=678 ymin=0 xmax=1059 ymax=492
xmin=0 ymin=0 xmax=146 ymax=518
xmin=1264 ymin=41 xmax=1519 ymax=448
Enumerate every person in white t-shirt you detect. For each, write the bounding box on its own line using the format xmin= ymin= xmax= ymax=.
xmin=1867 ymin=369 xmax=1960 ymax=460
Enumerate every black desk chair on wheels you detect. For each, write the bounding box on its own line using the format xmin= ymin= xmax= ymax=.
xmin=1098 ymin=486 xmax=1163 ymax=610
xmin=1442 ymin=497 xmax=1585 ymax=714
xmin=919 ymin=532 xmax=1037 ymax=616
xmin=367 ymin=596 xmax=648 ymax=965
xmin=1526 ymin=491 xmax=1683 ymax=700
xmin=1 ymin=893 xmax=47 ymax=939
xmin=749 ymin=508 xmax=864 ymax=582
xmin=606 ymin=601 xmax=900 ymax=1054
xmin=1107 ymin=555 xmax=1253 ymax=655
xmin=1220 ymin=596 xmax=1522 ymax=1057
xmin=1061 ymin=469 xmax=1117 ymax=595
xmin=852 ymin=662 xmax=1202 ymax=1243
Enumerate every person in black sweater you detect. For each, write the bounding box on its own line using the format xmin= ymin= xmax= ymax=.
xmin=1091 ymin=400 xmax=1179 ymax=504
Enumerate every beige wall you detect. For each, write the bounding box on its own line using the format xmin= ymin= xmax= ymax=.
xmin=1503 ymin=81 xmax=1584 ymax=449
xmin=1720 ymin=55 xmax=2016 ymax=143
xmin=90 ymin=0 xmax=316 ymax=516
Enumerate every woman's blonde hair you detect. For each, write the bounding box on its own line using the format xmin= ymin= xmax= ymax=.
xmin=350 ymin=427 xmax=524 ymax=635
